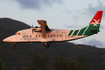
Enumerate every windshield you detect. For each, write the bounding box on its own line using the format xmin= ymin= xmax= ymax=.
xmin=16 ymin=32 xmax=20 ymax=35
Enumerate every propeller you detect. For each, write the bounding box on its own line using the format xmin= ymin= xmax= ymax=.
xmin=31 ymin=24 xmax=35 ymax=34
xmin=31 ymin=24 xmax=34 ymax=28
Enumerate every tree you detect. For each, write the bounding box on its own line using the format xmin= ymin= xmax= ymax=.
xmin=21 ymin=67 xmax=29 ymax=70
xmin=0 ymin=59 xmax=5 ymax=70
xmin=68 ymin=61 xmax=76 ymax=70
xmin=29 ymin=52 xmax=49 ymax=70
xmin=76 ymin=54 xmax=90 ymax=70
xmin=54 ymin=53 xmax=68 ymax=70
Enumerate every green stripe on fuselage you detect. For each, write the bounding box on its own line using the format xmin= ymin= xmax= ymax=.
xmin=78 ymin=27 xmax=87 ymax=35
xmin=73 ymin=30 xmax=78 ymax=35
xmin=68 ymin=24 xmax=100 ymax=36
xmin=68 ymin=30 xmax=73 ymax=36
xmin=84 ymin=24 xmax=100 ymax=36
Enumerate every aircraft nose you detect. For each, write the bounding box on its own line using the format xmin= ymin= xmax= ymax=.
xmin=3 ymin=37 xmax=10 ymax=42
xmin=3 ymin=35 xmax=16 ymax=42
xmin=3 ymin=39 xmax=6 ymax=42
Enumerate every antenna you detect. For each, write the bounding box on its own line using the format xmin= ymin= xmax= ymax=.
xmin=32 ymin=24 xmax=34 ymax=28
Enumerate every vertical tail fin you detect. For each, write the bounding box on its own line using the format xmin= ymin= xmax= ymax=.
xmin=83 ymin=11 xmax=103 ymax=36
xmin=68 ymin=11 xmax=103 ymax=36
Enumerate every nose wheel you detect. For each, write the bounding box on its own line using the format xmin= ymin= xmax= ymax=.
xmin=45 ymin=44 xmax=49 ymax=48
xmin=13 ymin=43 xmax=16 ymax=47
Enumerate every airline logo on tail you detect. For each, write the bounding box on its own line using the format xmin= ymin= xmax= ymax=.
xmin=90 ymin=11 xmax=103 ymax=26
xmin=91 ymin=19 xmax=100 ymax=26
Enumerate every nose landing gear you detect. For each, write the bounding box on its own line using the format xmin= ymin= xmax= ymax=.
xmin=13 ymin=43 xmax=16 ymax=47
xmin=45 ymin=44 xmax=49 ymax=48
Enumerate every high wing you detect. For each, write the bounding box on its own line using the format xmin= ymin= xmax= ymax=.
xmin=37 ymin=20 xmax=51 ymax=38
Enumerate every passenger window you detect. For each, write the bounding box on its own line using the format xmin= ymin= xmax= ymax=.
xmin=48 ymin=35 xmax=49 ymax=37
xmin=26 ymin=35 xmax=28 ymax=38
xmin=51 ymin=35 xmax=53 ymax=37
xmin=57 ymin=35 xmax=59 ymax=37
xmin=54 ymin=35 xmax=55 ymax=37
xmin=30 ymin=35 xmax=32 ymax=38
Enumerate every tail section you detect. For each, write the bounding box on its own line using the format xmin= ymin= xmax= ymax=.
xmin=83 ymin=11 xmax=103 ymax=36
xmin=68 ymin=11 xmax=103 ymax=36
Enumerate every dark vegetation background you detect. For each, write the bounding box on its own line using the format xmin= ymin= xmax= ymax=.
xmin=0 ymin=18 xmax=105 ymax=70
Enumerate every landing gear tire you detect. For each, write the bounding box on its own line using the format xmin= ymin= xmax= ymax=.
xmin=43 ymin=42 xmax=50 ymax=48
xmin=45 ymin=44 xmax=49 ymax=48
xmin=13 ymin=43 xmax=16 ymax=47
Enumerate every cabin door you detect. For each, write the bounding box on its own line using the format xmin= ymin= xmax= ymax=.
xmin=62 ymin=32 xmax=66 ymax=40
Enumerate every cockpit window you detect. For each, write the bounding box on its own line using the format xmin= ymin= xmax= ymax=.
xmin=16 ymin=32 xmax=20 ymax=35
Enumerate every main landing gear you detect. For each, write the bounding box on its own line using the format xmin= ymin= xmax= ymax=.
xmin=43 ymin=42 xmax=50 ymax=48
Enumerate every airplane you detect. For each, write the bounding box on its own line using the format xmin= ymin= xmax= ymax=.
xmin=3 ymin=11 xmax=103 ymax=48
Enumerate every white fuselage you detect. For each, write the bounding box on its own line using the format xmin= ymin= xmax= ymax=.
xmin=3 ymin=28 xmax=85 ymax=43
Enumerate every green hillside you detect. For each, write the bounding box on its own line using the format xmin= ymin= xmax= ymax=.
xmin=0 ymin=18 xmax=105 ymax=70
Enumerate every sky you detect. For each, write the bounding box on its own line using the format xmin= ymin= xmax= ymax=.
xmin=0 ymin=0 xmax=105 ymax=48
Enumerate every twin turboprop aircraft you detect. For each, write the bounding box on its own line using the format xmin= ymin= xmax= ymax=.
xmin=3 ymin=11 xmax=103 ymax=48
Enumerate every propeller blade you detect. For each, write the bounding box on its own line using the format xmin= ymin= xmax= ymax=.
xmin=32 ymin=24 xmax=34 ymax=28
xmin=42 ymin=25 xmax=46 ymax=38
